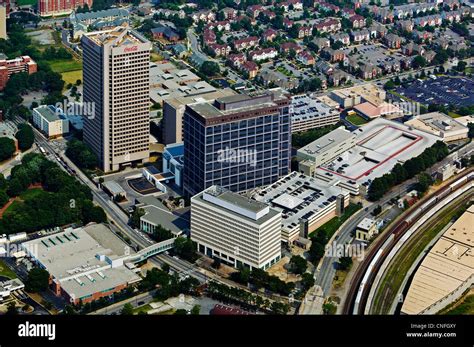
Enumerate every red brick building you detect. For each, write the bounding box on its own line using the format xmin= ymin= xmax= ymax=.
xmin=39 ymin=0 xmax=93 ymax=17
xmin=0 ymin=55 xmax=37 ymax=91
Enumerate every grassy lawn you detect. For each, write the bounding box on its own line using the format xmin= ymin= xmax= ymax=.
xmin=4 ymin=188 xmax=47 ymax=217
xmin=346 ymin=114 xmax=368 ymax=126
xmin=62 ymin=70 xmax=82 ymax=86
xmin=448 ymin=111 xmax=462 ymax=118
xmin=310 ymin=203 xmax=362 ymax=239
xmin=48 ymin=59 xmax=83 ymax=74
xmin=276 ymin=66 xmax=293 ymax=77
xmin=3 ymin=200 xmax=23 ymax=217
xmin=0 ymin=259 xmax=17 ymax=279
xmin=17 ymin=0 xmax=37 ymax=5
xmin=441 ymin=294 xmax=474 ymax=315
xmin=19 ymin=188 xmax=45 ymax=200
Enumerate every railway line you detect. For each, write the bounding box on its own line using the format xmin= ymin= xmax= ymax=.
xmin=343 ymin=168 xmax=474 ymax=315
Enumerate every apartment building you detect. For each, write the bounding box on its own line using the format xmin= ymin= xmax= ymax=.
xmin=32 ymin=105 xmax=69 ymax=139
xmin=183 ymin=90 xmax=292 ymax=196
xmin=39 ymin=0 xmax=93 ymax=16
xmin=191 ymin=185 xmax=282 ymax=270
xmin=0 ymin=55 xmax=37 ymax=91
xmin=82 ymin=26 xmax=150 ymax=172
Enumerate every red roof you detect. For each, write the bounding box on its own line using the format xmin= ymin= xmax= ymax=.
xmin=210 ymin=304 xmax=252 ymax=315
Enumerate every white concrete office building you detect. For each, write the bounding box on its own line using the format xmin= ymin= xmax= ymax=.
xmin=32 ymin=105 xmax=69 ymax=138
xmin=191 ymin=185 xmax=282 ymax=270
xmin=82 ymin=26 xmax=150 ymax=172
xmin=297 ymin=127 xmax=357 ymax=171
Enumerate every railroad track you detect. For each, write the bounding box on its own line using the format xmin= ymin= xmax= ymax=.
xmin=343 ymin=168 xmax=474 ymax=315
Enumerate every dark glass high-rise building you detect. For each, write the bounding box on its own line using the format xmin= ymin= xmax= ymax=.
xmin=183 ymin=90 xmax=291 ymax=196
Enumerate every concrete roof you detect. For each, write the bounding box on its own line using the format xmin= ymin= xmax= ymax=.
xmin=136 ymin=196 xmax=189 ymax=235
xmin=298 ymin=127 xmax=355 ymax=157
xmin=21 ymin=224 xmax=140 ymax=301
xmin=401 ymin=205 xmax=474 ymax=315
xmin=33 ymin=105 xmax=64 ymax=122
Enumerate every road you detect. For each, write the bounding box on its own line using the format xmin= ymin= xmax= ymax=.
xmin=314 ymin=140 xmax=474 ymax=299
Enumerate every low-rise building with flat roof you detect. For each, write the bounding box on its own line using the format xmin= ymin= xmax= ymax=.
xmin=404 ymin=112 xmax=469 ymax=142
xmin=297 ymin=127 xmax=357 ymax=170
xmin=191 ymin=185 xmax=282 ymax=270
xmin=21 ymin=224 xmax=141 ymax=305
xmin=32 ymin=105 xmax=69 ymax=139
xmin=401 ymin=205 xmax=474 ymax=315
xmin=252 ymin=172 xmax=350 ymax=243
xmin=136 ymin=195 xmax=188 ymax=236
xmin=329 ymin=83 xmax=386 ymax=108
xmin=290 ymin=94 xmax=340 ymax=133
xmin=355 ymin=217 xmax=377 ymax=241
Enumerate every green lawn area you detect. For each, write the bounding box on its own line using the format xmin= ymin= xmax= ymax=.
xmin=3 ymin=188 xmax=47 ymax=217
xmin=346 ymin=114 xmax=368 ymax=126
xmin=19 ymin=188 xmax=45 ymax=200
xmin=0 ymin=259 xmax=17 ymax=279
xmin=17 ymin=0 xmax=37 ymax=5
xmin=48 ymin=59 xmax=82 ymax=74
xmin=310 ymin=203 xmax=362 ymax=239
xmin=442 ymin=294 xmax=474 ymax=315
xmin=448 ymin=111 xmax=462 ymax=118
xmin=276 ymin=66 xmax=293 ymax=77
xmin=62 ymin=70 xmax=82 ymax=86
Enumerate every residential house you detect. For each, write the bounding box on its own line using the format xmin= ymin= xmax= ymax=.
xmin=263 ymin=28 xmax=278 ymax=42
xmin=312 ymin=37 xmax=330 ymax=49
xmin=330 ymin=32 xmax=350 ymax=45
xmin=249 ymin=48 xmax=278 ymax=61
xmin=297 ymin=51 xmax=315 ymax=65
xmin=280 ymin=42 xmax=303 ymax=53
xmin=222 ymin=7 xmax=237 ymax=20
xmin=384 ymin=33 xmax=403 ymax=48
xmin=234 ymin=36 xmax=259 ymax=50
xmin=349 ymin=14 xmax=366 ymax=28
xmin=350 ymin=29 xmax=370 ymax=44
xmin=209 ymin=44 xmax=231 ymax=57
xmin=242 ymin=61 xmax=259 ymax=78
xmin=321 ymin=47 xmax=345 ymax=62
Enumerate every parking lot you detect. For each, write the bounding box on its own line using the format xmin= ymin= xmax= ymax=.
xmin=396 ymin=76 xmax=474 ymax=107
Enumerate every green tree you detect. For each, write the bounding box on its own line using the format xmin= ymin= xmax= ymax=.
xmin=191 ymin=305 xmax=201 ymax=315
xmin=15 ymin=123 xmax=35 ymax=151
xmin=121 ymin=303 xmax=134 ymax=315
xmin=174 ymin=237 xmax=198 ymax=262
xmin=288 ymin=255 xmax=307 ymax=275
xmin=301 ymin=272 xmax=315 ymax=290
xmin=338 ymin=256 xmax=353 ymax=271
xmin=199 ymin=61 xmax=220 ymax=77
xmin=130 ymin=207 xmax=145 ymax=229
xmin=25 ymin=268 xmax=50 ymax=293
xmin=0 ymin=190 xmax=9 ymax=208
xmin=0 ymin=137 xmax=16 ymax=162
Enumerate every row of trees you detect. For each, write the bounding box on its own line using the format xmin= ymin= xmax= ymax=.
xmin=292 ymin=123 xmax=342 ymax=148
xmin=206 ymin=281 xmax=290 ymax=315
xmin=368 ymin=141 xmax=449 ymax=201
xmin=65 ymin=139 xmax=98 ymax=170
xmin=230 ymin=267 xmax=295 ymax=296
xmin=0 ymin=153 xmax=106 ymax=234
xmin=140 ymin=267 xmax=200 ymax=301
